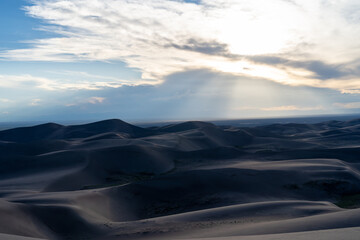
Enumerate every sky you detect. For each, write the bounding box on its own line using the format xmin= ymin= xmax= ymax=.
xmin=1 ymin=0 xmax=360 ymax=122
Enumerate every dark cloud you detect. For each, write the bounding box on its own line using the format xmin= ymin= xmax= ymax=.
xmin=297 ymin=61 xmax=347 ymax=79
xmin=170 ymin=39 xmax=239 ymax=58
xmin=248 ymin=55 xmax=350 ymax=80
xmin=182 ymin=0 xmax=201 ymax=4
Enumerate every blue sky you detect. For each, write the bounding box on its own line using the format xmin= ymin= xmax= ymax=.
xmin=1 ymin=0 xmax=360 ymax=122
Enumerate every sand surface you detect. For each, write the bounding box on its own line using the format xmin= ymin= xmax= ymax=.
xmin=1 ymin=119 xmax=360 ymax=239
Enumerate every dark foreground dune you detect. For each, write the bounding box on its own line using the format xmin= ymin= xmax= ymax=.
xmin=1 ymin=118 xmax=360 ymax=239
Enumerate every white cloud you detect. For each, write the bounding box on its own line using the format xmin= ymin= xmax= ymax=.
xmin=0 ymin=69 xmax=356 ymax=121
xmin=235 ymin=105 xmax=325 ymax=111
xmin=0 ymin=74 xmax=54 ymax=90
xmin=0 ymin=98 xmax=12 ymax=103
xmin=30 ymin=99 xmax=42 ymax=106
xmin=1 ymin=0 xmax=360 ymax=93
xmin=261 ymin=105 xmax=324 ymax=111
xmin=65 ymin=96 xmax=106 ymax=106
xmin=334 ymin=102 xmax=360 ymax=109
xmin=0 ymin=74 xmax=143 ymax=91
xmin=46 ymin=70 xmax=132 ymax=82
xmin=87 ymin=97 xmax=105 ymax=104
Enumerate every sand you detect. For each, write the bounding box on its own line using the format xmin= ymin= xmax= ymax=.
xmin=1 ymin=118 xmax=360 ymax=239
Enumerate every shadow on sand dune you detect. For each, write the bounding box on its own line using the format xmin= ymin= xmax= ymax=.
xmin=1 ymin=118 xmax=360 ymax=239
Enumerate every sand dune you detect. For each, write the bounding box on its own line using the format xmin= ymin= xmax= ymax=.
xmin=1 ymin=118 xmax=360 ymax=239
xmin=0 ymin=233 xmax=45 ymax=240
xmin=178 ymin=227 xmax=360 ymax=240
xmin=0 ymin=119 xmax=151 ymax=143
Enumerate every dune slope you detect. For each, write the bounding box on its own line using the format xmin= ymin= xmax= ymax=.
xmin=1 ymin=118 xmax=360 ymax=239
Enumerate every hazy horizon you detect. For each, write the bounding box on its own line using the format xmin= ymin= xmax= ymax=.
xmin=2 ymin=113 xmax=360 ymax=131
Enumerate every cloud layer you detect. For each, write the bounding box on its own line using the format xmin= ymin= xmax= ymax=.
xmin=1 ymin=0 xmax=360 ymax=121
xmin=3 ymin=69 xmax=358 ymax=122
xmin=1 ymin=0 xmax=360 ymax=94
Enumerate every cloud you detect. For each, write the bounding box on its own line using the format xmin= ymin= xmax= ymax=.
xmin=0 ymin=99 xmax=12 ymax=103
xmin=86 ymin=97 xmax=105 ymax=104
xmin=1 ymin=0 xmax=360 ymax=93
xmin=0 ymin=74 xmax=54 ymax=90
xmin=2 ymin=68 xmax=360 ymax=121
xmin=341 ymin=89 xmax=360 ymax=94
xmin=235 ymin=104 xmax=325 ymax=112
xmin=65 ymin=96 xmax=106 ymax=107
xmin=46 ymin=70 xmax=135 ymax=82
xmin=260 ymin=105 xmax=324 ymax=111
xmin=29 ymin=69 xmax=344 ymax=121
xmin=0 ymin=74 xmax=140 ymax=91
xmin=170 ymin=39 xmax=234 ymax=57
xmin=30 ymin=99 xmax=42 ymax=106
xmin=334 ymin=102 xmax=360 ymax=109
xmin=247 ymin=56 xmax=349 ymax=80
